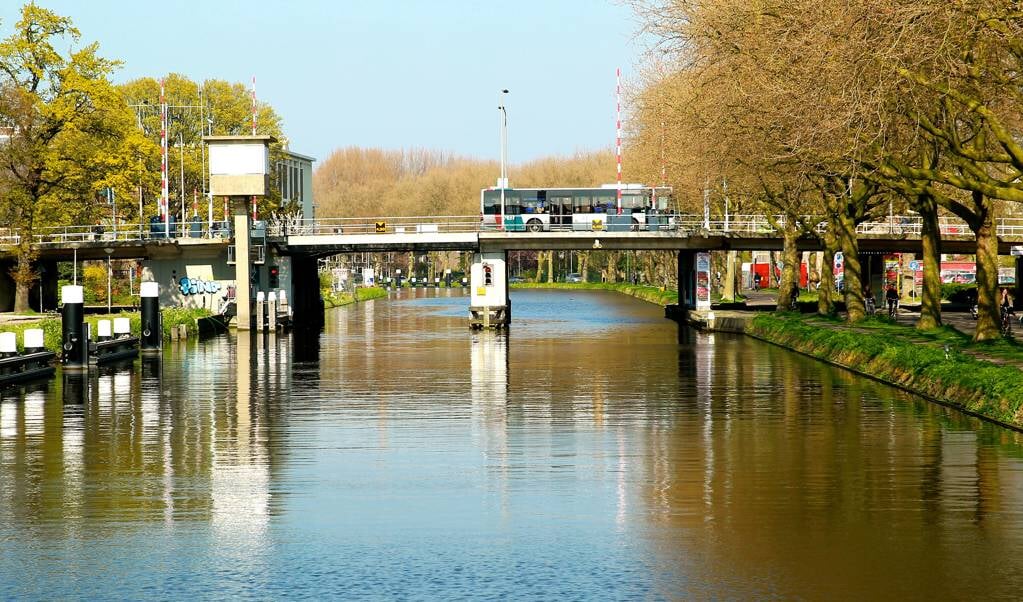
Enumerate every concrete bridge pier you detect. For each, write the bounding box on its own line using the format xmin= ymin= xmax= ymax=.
xmin=672 ymin=251 xmax=696 ymax=322
xmin=290 ymin=255 xmax=324 ymax=331
xmin=233 ymin=197 xmax=253 ymax=330
xmin=469 ymin=251 xmax=509 ymax=329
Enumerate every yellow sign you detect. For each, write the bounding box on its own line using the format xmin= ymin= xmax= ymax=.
xmin=592 ymin=219 xmax=604 ymax=231
xmin=375 ymin=221 xmax=386 ymax=233
xmin=476 ymin=287 xmax=487 ymax=296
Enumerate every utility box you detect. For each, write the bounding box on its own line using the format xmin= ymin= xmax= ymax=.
xmin=205 ymin=135 xmax=275 ymax=196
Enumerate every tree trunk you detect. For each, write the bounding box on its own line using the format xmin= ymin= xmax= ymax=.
xmin=546 ymin=251 xmax=554 ymax=284
xmin=722 ymin=250 xmax=736 ymax=301
xmin=916 ymin=192 xmax=942 ymax=330
xmin=972 ymin=193 xmax=1000 ymax=341
xmin=838 ymin=211 xmax=866 ymax=322
xmin=12 ymin=246 xmax=37 ymax=314
xmin=579 ymin=252 xmax=589 ymax=283
xmin=776 ymin=221 xmax=800 ymax=312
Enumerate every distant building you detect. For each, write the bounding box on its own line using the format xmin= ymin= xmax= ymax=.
xmin=277 ymin=150 xmax=315 ymax=219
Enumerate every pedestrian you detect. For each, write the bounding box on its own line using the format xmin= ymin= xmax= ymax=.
xmin=754 ymin=273 xmax=762 ymax=290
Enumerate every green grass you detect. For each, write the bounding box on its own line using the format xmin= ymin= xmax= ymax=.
xmin=747 ymin=313 xmax=1023 ymax=427
xmin=323 ymin=286 xmax=388 ymax=309
xmin=511 ymin=281 xmax=679 ymax=306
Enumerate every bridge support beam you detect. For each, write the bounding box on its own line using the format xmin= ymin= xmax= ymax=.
xmin=469 ymin=251 xmax=509 ymax=329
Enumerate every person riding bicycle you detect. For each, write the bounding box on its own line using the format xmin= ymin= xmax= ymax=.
xmin=885 ymin=284 xmax=899 ymax=317
xmin=863 ymin=283 xmax=875 ymax=314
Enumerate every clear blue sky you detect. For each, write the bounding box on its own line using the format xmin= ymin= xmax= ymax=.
xmin=1 ymin=1 xmax=647 ymax=166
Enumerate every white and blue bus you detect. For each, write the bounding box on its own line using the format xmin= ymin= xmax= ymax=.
xmin=480 ymin=184 xmax=673 ymax=232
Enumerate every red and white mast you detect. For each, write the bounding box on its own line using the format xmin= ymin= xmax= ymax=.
xmin=616 ymin=67 xmax=623 ymax=215
xmin=160 ymin=78 xmax=169 ymax=233
xmin=250 ymin=75 xmax=258 ymax=221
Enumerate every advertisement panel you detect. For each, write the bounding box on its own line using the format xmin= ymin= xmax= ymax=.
xmin=696 ymin=252 xmax=712 ymax=309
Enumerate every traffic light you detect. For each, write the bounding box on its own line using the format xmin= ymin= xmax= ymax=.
xmin=483 ymin=264 xmax=493 ymax=286
xmin=269 ymin=265 xmax=280 ymax=288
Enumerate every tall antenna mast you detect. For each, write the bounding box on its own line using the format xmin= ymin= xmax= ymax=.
xmin=616 ymin=67 xmax=623 ymax=215
xmin=160 ymin=78 xmax=169 ymax=234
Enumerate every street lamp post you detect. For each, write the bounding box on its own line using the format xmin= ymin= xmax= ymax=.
xmin=498 ymin=89 xmax=509 ymax=230
xmin=104 ymin=247 xmax=115 ymax=314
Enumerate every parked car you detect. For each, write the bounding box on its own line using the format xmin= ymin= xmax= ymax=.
xmin=565 ymin=273 xmax=583 ymax=283
xmin=509 ymin=275 xmax=525 ymax=283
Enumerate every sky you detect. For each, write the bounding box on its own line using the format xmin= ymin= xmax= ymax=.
xmin=0 ymin=0 xmax=649 ymax=168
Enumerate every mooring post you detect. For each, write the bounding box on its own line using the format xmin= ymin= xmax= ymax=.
xmin=97 ymin=319 xmax=112 ymax=343
xmin=256 ymin=291 xmax=265 ymax=333
xmin=0 ymin=332 xmax=16 ymax=359
xmin=113 ymin=317 xmax=131 ymax=339
xmin=61 ymin=284 xmax=88 ymax=371
xmin=23 ymin=329 xmax=44 ymax=354
xmin=268 ymin=291 xmax=278 ymax=332
xmin=140 ymin=281 xmax=162 ymax=354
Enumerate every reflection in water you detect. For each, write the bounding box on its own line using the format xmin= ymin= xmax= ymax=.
xmin=1 ymin=290 xmax=1023 ymax=599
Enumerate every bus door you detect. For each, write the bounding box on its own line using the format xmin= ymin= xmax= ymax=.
xmin=550 ymin=194 xmax=572 ymax=229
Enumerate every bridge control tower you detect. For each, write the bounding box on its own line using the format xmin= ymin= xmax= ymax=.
xmin=205 ymin=135 xmax=274 ymax=330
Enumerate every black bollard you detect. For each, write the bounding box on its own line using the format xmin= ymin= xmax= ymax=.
xmin=140 ymin=282 xmax=162 ymax=354
xmin=61 ymin=285 xmax=88 ymax=371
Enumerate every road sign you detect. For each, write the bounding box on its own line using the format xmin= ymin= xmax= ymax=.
xmin=909 ymin=260 xmax=921 ymax=271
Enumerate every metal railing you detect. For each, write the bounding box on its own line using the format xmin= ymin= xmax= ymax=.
xmin=18 ymin=214 xmax=1023 ymax=246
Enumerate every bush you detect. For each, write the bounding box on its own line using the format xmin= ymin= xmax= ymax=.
xmin=942 ymin=283 xmax=976 ymax=302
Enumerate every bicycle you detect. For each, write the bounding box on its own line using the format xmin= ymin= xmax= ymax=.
xmin=887 ymin=299 xmax=898 ymax=320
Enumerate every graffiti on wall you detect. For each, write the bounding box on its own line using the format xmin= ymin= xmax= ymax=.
xmin=179 ymin=277 xmax=222 ymax=296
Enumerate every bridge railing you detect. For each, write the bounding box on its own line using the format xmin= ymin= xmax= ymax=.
xmin=32 ymin=221 xmax=234 ymax=244
xmin=274 ymin=216 xmax=482 ymax=237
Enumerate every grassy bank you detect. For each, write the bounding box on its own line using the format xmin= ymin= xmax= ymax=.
xmin=323 ymin=286 xmax=388 ymax=309
xmin=512 ymin=282 xmax=679 ymax=306
xmin=0 ymin=307 xmax=212 ymax=354
xmin=747 ymin=313 xmax=1023 ymax=428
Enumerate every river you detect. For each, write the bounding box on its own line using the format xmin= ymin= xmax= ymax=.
xmin=1 ymin=288 xmax=1022 ymax=599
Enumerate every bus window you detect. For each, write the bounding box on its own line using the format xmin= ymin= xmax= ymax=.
xmin=595 ymin=190 xmax=616 ymax=213
xmin=482 ymin=190 xmax=500 ymax=215
xmin=622 ymin=193 xmax=646 ymax=212
xmin=520 ymin=191 xmax=541 ymax=214
xmin=550 ymin=195 xmax=572 ymax=214
xmin=573 ymin=194 xmax=592 ymax=213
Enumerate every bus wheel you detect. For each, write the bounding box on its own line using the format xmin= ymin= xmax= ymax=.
xmin=527 ymin=220 xmax=543 ymax=232
xmin=631 ymin=219 xmax=640 ymax=232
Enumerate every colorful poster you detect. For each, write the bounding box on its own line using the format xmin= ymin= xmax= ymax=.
xmin=696 ymin=252 xmax=712 ymax=309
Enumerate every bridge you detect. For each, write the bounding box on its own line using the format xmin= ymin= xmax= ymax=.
xmin=3 ymin=213 xmax=1020 ymax=329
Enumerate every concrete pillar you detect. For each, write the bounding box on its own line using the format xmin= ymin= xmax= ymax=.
xmin=140 ymin=282 xmax=162 ymax=353
xmin=469 ymin=251 xmax=509 ymax=329
xmin=233 ymin=197 xmax=253 ymax=330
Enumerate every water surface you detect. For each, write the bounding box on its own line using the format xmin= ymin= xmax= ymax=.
xmin=2 ymin=288 xmax=1022 ymax=599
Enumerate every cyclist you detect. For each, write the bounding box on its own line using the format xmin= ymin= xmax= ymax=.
xmin=885 ymin=284 xmax=899 ymax=319
xmin=863 ymin=283 xmax=875 ymax=314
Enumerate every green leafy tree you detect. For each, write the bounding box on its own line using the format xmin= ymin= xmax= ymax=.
xmin=0 ymin=4 xmax=139 ymax=311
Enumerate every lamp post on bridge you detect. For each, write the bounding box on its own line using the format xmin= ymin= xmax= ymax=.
xmin=498 ymin=89 xmax=509 ymax=231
